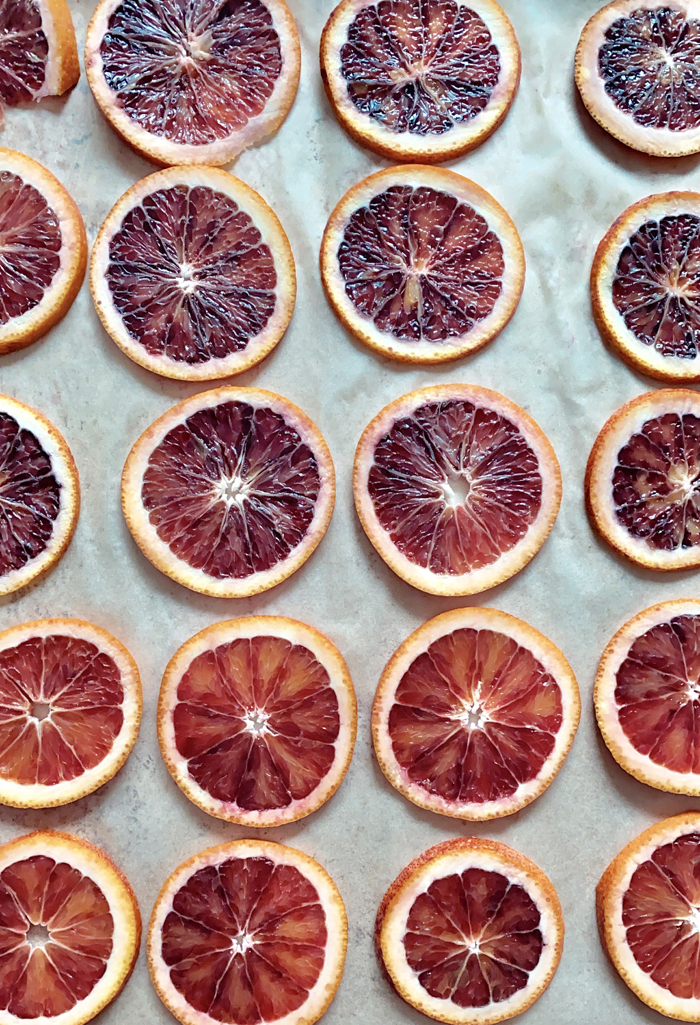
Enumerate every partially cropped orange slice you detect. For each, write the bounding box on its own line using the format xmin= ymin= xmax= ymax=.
xmin=376 ymin=838 xmax=564 ymax=1025
xmin=0 ymin=829 xmax=140 ymax=1023
xmin=148 ymin=838 xmax=346 ymax=1025
xmin=373 ymin=607 xmax=580 ymax=820
xmin=354 ymin=385 xmax=561 ymax=595
xmin=0 ymin=0 xmax=79 ymax=118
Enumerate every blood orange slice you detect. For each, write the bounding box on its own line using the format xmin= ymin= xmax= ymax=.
xmin=0 ymin=395 xmax=79 ymax=595
xmin=0 ymin=0 xmax=78 ymax=118
xmin=576 ymin=1 xmax=700 ymax=157
xmin=597 ymin=812 xmax=700 ymax=1020
xmin=0 ymin=149 xmax=86 ymax=355
xmin=321 ymin=166 xmax=524 ymax=363
xmin=90 ymin=167 xmax=295 ymax=381
xmin=148 ymin=838 xmax=346 ymax=1025
xmin=84 ymin=0 xmax=301 ymax=167
xmin=354 ymin=385 xmax=561 ymax=595
xmin=586 ymin=389 xmax=700 ymax=570
xmin=320 ymin=0 xmax=520 ymax=163
xmin=0 ymin=829 xmax=140 ymax=1024
xmin=158 ymin=616 xmax=356 ymax=826
xmin=376 ymin=838 xmax=564 ymax=1025
xmin=373 ymin=607 xmax=580 ymax=821
xmin=122 ymin=387 xmax=334 ymax=597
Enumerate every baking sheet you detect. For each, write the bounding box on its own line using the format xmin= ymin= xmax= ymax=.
xmin=0 ymin=0 xmax=696 ymax=1021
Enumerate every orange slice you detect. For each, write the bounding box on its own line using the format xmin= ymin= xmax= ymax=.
xmin=158 ymin=616 xmax=356 ymax=826
xmin=321 ymin=166 xmax=524 ymax=363
xmin=597 ymin=812 xmax=700 ymax=1020
xmin=85 ymin=0 xmax=301 ymax=167
xmin=320 ymin=0 xmax=520 ymax=163
xmin=90 ymin=167 xmax=296 ymax=381
xmin=0 ymin=829 xmax=140 ymax=1023
xmin=586 ymin=388 xmax=700 ymax=570
xmin=122 ymin=387 xmax=334 ymax=597
xmin=148 ymin=838 xmax=347 ymax=1025
xmin=373 ymin=607 xmax=580 ymax=821
xmin=576 ymin=1 xmax=700 ymax=157
xmin=376 ymin=838 xmax=564 ymax=1025
xmin=0 ymin=619 xmax=141 ymax=809
xmin=0 ymin=149 xmax=86 ymax=355
xmin=354 ymin=384 xmax=561 ymax=595
xmin=0 ymin=395 xmax=79 ymax=595
xmin=0 ymin=0 xmax=78 ymax=116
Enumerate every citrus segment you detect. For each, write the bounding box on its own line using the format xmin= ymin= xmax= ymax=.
xmin=377 ymin=838 xmax=564 ymax=1025
xmin=0 ymin=0 xmax=78 ymax=114
xmin=85 ymin=0 xmax=301 ymax=167
xmin=373 ymin=608 xmax=580 ymax=820
xmin=148 ymin=839 xmax=347 ymax=1025
xmin=320 ymin=0 xmax=520 ymax=162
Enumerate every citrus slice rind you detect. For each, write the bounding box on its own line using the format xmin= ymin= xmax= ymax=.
xmin=592 ymin=192 xmax=700 ymax=383
xmin=0 ymin=0 xmax=79 ymax=108
xmin=84 ymin=0 xmax=301 ymax=168
xmin=321 ymin=166 xmax=524 ymax=364
xmin=0 ymin=148 xmax=86 ymax=355
xmin=158 ymin=616 xmax=357 ymax=826
xmin=373 ymin=607 xmax=580 ymax=821
xmin=319 ymin=0 xmax=521 ymax=163
xmin=586 ymin=389 xmax=700 ymax=570
xmin=90 ymin=167 xmax=296 ymax=381
xmin=0 ymin=829 xmax=141 ymax=1025
xmin=376 ymin=838 xmax=564 ymax=1025
xmin=354 ymin=384 xmax=561 ymax=596
xmin=575 ymin=0 xmax=700 ymax=157
xmin=147 ymin=838 xmax=347 ymax=1025
xmin=122 ymin=387 xmax=335 ymax=598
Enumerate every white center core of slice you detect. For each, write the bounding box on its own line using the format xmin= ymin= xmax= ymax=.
xmin=440 ymin=474 xmax=471 ymax=509
xmin=688 ymin=906 xmax=700 ymax=934
xmin=177 ymin=262 xmax=198 ymax=295
xmin=243 ymin=709 xmax=270 ymax=735
xmin=668 ymin=463 xmax=699 ymax=497
xmin=231 ymin=932 xmax=254 ymax=955
xmin=215 ymin=475 xmax=251 ymax=509
xmin=27 ymin=924 xmax=50 ymax=949
xmin=30 ymin=702 xmax=50 ymax=722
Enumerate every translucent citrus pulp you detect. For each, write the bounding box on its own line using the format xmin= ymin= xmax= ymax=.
xmin=0 ymin=829 xmax=140 ymax=1024
xmin=354 ymin=385 xmax=561 ymax=595
xmin=597 ymin=812 xmax=700 ymax=1020
xmin=90 ymin=167 xmax=296 ymax=381
xmin=321 ymin=166 xmax=524 ymax=363
xmin=0 ymin=0 xmax=79 ymax=116
xmin=576 ymin=1 xmax=700 ymax=157
xmin=85 ymin=0 xmax=301 ymax=167
xmin=320 ymin=0 xmax=520 ymax=163
xmin=122 ymin=387 xmax=335 ymax=597
xmin=0 ymin=395 xmax=79 ymax=595
xmin=586 ymin=389 xmax=700 ymax=569
xmin=158 ymin=617 xmax=356 ymax=825
xmin=373 ymin=607 xmax=580 ymax=821
xmin=148 ymin=838 xmax=347 ymax=1025
xmin=376 ymin=838 xmax=564 ymax=1025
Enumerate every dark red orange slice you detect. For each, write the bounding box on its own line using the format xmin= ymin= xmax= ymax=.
xmin=0 ymin=0 xmax=78 ymax=116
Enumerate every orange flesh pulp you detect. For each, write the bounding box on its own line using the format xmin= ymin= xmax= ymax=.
xmin=0 ymin=634 xmax=124 ymax=785
xmin=0 ymin=171 xmax=61 ymax=323
xmin=368 ymin=399 xmax=542 ymax=573
xmin=403 ymin=867 xmax=543 ymax=1007
xmin=142 ymin=400 xmax=321 ymax=579
xmin=0 ymin=0 xmax=48 ymax=105
xmin=173 ymin=635 xmax=340 ymax=812
xmin=339 ymin=0 xmax=500 ymax=136
xmin=0 ymin=854 xmax=113 ymax=1016
xmin=389 ymin=627 xmax=562 ymax=804
xmin=338 ymin=185 xmax=504 ymax=342
xmin=161 ymin=854 xmax=326 ymax=1023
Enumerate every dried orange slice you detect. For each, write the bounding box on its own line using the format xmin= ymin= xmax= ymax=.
xmin=0 ymin=395 xmax=79 ymax=595
xmin=122 ymin=387 xmax=334 ymax=597
xmin=85 ymin=0 xmax=301 ymax=167
xmin=148 ymin=838 xmax=346 ymax=1025
xmin=0 ymin=0 xmax=78 ymax=117
xmin=376 ymin=838 xmax=564 ymax=1025
xmin=320 ymin=0 xmax=520 ymax=163
xmin=0 ymin=829 xmax=140 ymax=1023
xmin=597 ymin=812 xmax=700 ymax=1020
xmin=158 ymin=616 xmax=356 ymax=826
xmin=90 ymin=167 xmax=295 ymax=381
xmin=586 ymin=389 xmax=700 ymax=570
xmin=354 ymin=385 xmax=561 ymax=595
xmin=576 ymin=1 xmax=700 ymax=157
xmin=0 ymin=149 xmax=86 ymax=355
xmin=373 ymin=607 xmax=580 ymax=821
xmin=321 ymin=166 xmax=524 ymax=363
